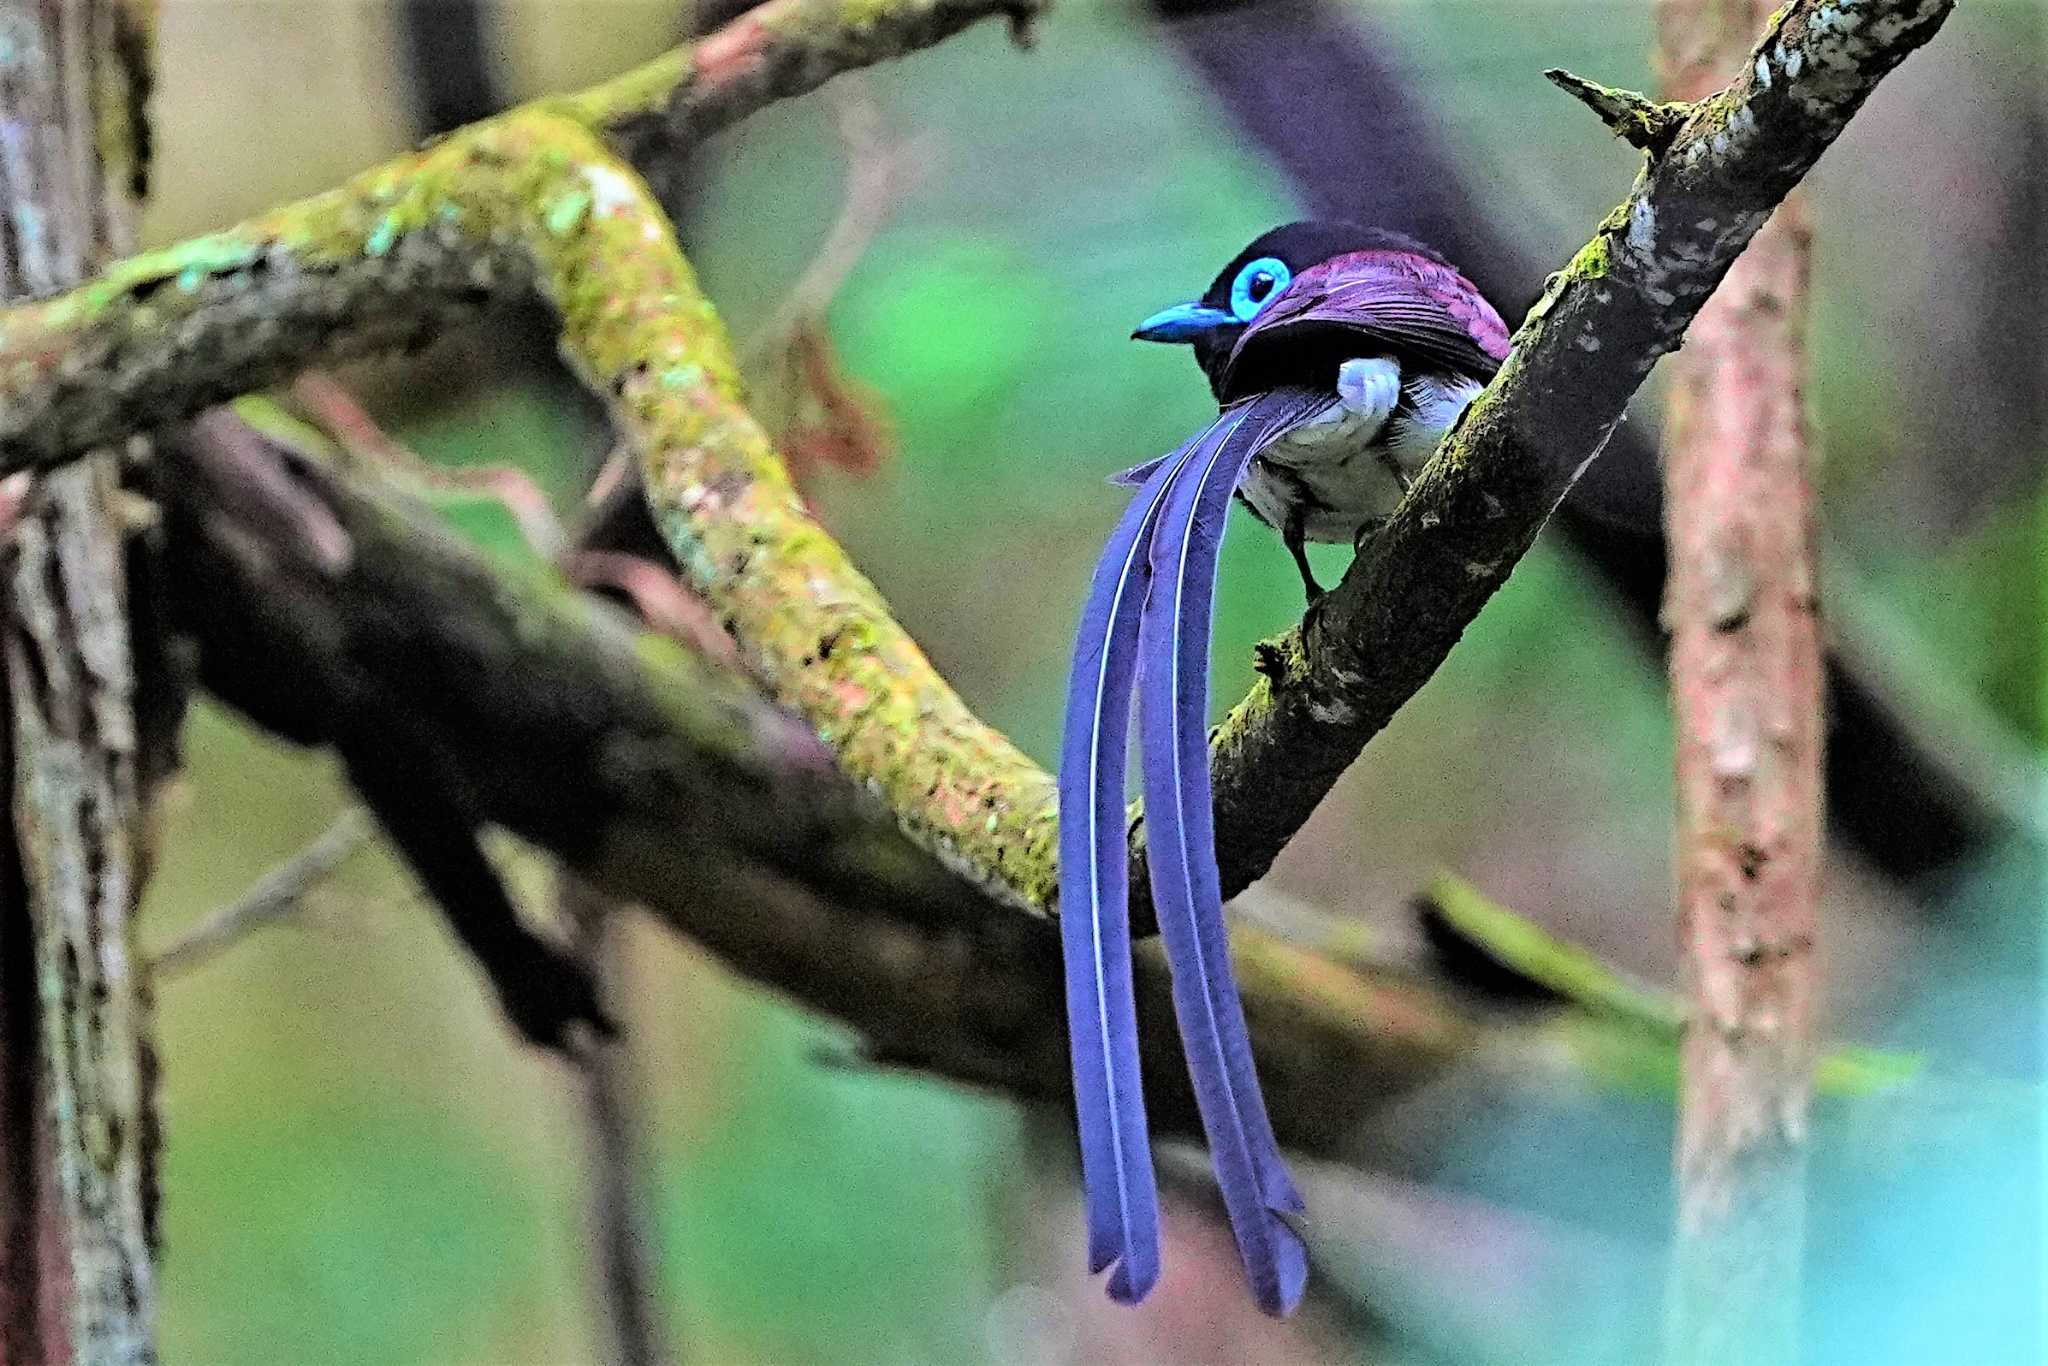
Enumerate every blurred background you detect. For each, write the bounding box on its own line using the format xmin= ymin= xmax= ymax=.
xmin=134 ymin=1 xmax=2041 ymax=1362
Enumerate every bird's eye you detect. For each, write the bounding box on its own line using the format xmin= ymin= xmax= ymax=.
xmin=1228 ymin=257 xmax=1291 ymax=322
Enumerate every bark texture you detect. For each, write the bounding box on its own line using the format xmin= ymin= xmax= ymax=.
xmin=0 ymin=0 xmax=161 ymax=1362
xmin=1656 ymin=3 xmax=1823 ymax=1362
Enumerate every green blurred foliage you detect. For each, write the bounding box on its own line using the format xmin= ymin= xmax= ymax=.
xmin=654 ymin=1008 xmax=1014 ymax=1364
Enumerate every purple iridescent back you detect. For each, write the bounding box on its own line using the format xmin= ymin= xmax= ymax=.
xmin=1219 ymin=249 xmax=1509 ymax=402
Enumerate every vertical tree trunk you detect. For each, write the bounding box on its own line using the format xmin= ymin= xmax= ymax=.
xmin=0 ymin=2 xmax=161 ymax=1362
xmin=1656 ymin=3 xmax=1823 ymax=1363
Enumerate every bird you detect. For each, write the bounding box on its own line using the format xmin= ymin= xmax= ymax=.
xmin=1126 ymin=221 xmax=1512 ymax=600
xmin=1055 ymin=222 xmax=1509 ymax=1315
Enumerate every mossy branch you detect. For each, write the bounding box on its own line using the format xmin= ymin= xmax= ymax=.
xmin=0 ymin=0 xmax=1046 ymax=469
xmin=0 ymin=0 xmax=1060 ymax=914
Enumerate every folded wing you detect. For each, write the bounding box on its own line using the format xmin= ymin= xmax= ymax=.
xmin=1221 ymin=249 xmax=1510 ymax=400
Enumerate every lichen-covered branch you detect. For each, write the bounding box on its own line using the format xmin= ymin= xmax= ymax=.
xmin=160 ymin=419 xmax=1483 ymax=1153
xmin=0 ymin=0 xmax=1043 ymax=468
xmin=1655 ymin=4 xmax=1823 ymax=1362
xmin=550 ymin=0 xmax=1039 ymax=200
xmin=1544 ymin=68 xmax=1691 ymax=153
xmin=0 ymin=0 xmax=1058 ymax=914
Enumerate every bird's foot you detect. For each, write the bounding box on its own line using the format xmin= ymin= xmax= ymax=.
xmin=1296 ymin=566 xmax=1325 ymax=608
xmin=1284 ymin=517 xmax=1322 ymax=604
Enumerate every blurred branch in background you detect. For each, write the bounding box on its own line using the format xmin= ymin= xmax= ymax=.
xmin=157 ymin=410 xmax=1491 ymax=1151
xmin=560 ymin=879 xmax=676 ymax=1366
xmin=747 ymin=80 xmax=920 ymax=491
xmin=151 ymin=808 xmax=373 ymax=977
xmin=0 ymin=2 xmax=166 ymax=1362
xmin=1655 ymin=3 xmax=1822 ymax=1359
xmin=1821 ymin=540 xmax=2048 ymax=849
xmin=746 ymin=77 xmax=928 ymax=362
xmin=1146 ymin=0 xmax=2003 ymax=886
xmin=288 ymin=373 xmax=571 ymax=558
xmin=399 ymin=0 xmax=500 ymax=136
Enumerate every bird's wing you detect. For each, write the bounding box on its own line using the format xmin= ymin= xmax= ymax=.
xmin=1138 ymin=389 xmax=1320 ymax=1315
xmin=1223 ymin=250 xmax=1510 ymax=395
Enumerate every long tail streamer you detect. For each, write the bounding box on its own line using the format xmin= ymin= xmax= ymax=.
xmin=1139 ymin=389 xmax=1316 ymax=1315
xmin=1060 ymin=389 xmax=1326 ymax=1313
xmin=1057 ymin=437 xmax=1200 ymax=1303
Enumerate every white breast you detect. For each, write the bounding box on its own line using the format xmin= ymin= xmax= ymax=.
xmin=1237 ymin=372 xmax=1485 ymax=545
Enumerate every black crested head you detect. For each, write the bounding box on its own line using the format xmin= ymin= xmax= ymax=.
xmin=1134 ymin=221 xmax=1455 ymax=396
xmin=1196 ymin=222 xmax=1448 ymax=312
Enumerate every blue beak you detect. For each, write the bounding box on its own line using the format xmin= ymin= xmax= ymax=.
xmin=1131 ymin=302 xmax=1235 ymax=343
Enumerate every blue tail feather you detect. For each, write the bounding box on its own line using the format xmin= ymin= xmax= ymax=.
xmin=1057 ymin=438 xmax=1205 ymax=1303
xmin=1137 ymin=389 xmax=1321 ymax=1316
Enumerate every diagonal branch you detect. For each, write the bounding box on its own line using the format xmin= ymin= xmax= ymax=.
xmin=1190 ymin=0 xmax=1951 ymax=908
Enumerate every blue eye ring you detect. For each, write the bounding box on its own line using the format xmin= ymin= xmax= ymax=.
xmin=1228 ymin=257 xmax=1291 ymax=322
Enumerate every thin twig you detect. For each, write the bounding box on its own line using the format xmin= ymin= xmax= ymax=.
xmin=1543 ymin=68 xmax=1690 ymax=153
xmin=745 ymin=77 xmax=928 ymax=361
xmin=151 ymin=809 xmax=374 ymax=977
xmin=561 ymin=879 xmax=675 ymax=1366
xmin=292 ymin=373 xmax=569 ymax=559
xmin=564 ymin=549 xmax=739 ymax=668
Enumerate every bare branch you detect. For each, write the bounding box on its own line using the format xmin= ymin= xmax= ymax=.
xmin=291 ymin=374 xmax=569 ymax=558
